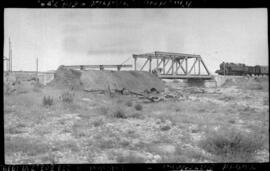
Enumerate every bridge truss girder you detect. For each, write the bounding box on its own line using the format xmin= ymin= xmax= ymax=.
xmin=133 ymin=51 xmax=211 ymax=79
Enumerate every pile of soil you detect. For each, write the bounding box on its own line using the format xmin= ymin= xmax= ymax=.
xmin=48 ymin=66 xmax=165 ymax=92
xmin=4 ymin=72 xmax=43 ymax=95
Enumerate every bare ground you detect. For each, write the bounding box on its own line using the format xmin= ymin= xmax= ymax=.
xmin=4 ymin=76 xmax=269 ymax=164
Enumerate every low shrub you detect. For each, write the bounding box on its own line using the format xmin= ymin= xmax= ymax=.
xmin=93 ymin=118 xmax=104 ymax=127
xmin=42 ymin=96 xmax=54 ymax=106
xmin=246 ymin=83 xmax=263 ymax=90
xmin=263 ymin=97 xmax=269 ymax=106
xmin=228 ymin=119 xmax=235 ymax=124
xmin=32 ymin=85 xmax=42 ymax=93
xmin=60 ymin=91 xmax=74 ymax=103
xmin=116 ymin=99 xmax=123 ymax=104
xmin=5 ymin=136 xmax=50 ymax=156
xmin=199 ymin=127 xmax=264 ymax=162
xmin=112 ymin=108 xmax=127 ymax=119
xmin=160 ymin=125 xmax=171 ymax=131
xmin=126 ymin=101 xmax=133 ymax=107
xmin=129 ymin=112 xmax=144 ymax=119
xmin=134 ymin=104 xmax=143 ymax=111
xmin=115 ymin=151 xmax=146 ymax=163
xmin=97 ymin=106 xmax=109 ymax=115
xmin=4 ymin=83 xmax=14 ymax=95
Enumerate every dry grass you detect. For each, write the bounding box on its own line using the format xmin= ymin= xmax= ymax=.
xmin=42 ymin=96 xmax=54 ymax=107
xmin=115 ymin=151 xmax=146 ymax=163
xmin=60 ymin=91 xmax=74 ymax=103
xmin=112 ymin=107 xmax=127 ymax=119
xmin=4 ymin=76 xmax=269 ymax=163
xmin=125 ymin=100 xmax=133 ymax=107
xmin=5 ymin=136 xmax=50 ymax=156
xmin=200 ymin=127 xmax=264 ymax=162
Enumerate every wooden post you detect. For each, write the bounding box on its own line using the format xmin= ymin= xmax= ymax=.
xmin=9 ymin=37 xmax=12 ymax=72
xmin=223 ymin=62 xmax=225 ymax=76
xmin=36 ymin=57 xmax=38 ymax=77
xmin=117 ymin=65 xmax=121 ymax=71
xmin=100 ymin=65 xmax=104 ymax=70
xmin=134 ymin=57 xmax=137 ymax=71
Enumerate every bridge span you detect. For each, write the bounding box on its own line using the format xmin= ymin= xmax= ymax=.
xmin=133 ymin=51 xmax=213 ymax=80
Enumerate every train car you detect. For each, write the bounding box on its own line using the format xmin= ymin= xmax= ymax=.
xmin=247 ymin=66 xmax=255 ymax=76
xmin=259 ymin=66 xmax=268 ymax=75
xmin=216 ymin=62 xmax=268 ymax=76
xmin=218 ymin=63 xmax=247 ymax=75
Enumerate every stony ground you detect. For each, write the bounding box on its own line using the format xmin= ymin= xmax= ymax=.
xmin=4 ymin=76 xmax=269 ymax=164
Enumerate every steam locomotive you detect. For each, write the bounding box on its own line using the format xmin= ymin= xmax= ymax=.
xmin=215 ymin=62 xmax=268 ymax=76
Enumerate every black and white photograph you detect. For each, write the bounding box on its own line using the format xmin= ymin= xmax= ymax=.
xmin=3 ymin=8 xmax=269 ymax=164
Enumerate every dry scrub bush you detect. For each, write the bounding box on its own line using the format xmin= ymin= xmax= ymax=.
xmin=112 ymin=108 xmax=127 ymax=119
xmin=60 ymin=91 xmax=74 ymax=103
xmin=42 ymin=96 xmax=54 ymax=107
xmin=5 ymin=136 xmax=50 ymax=157
xmin=245 ymin=83 xmax=263 ymax=90
xmin=200 ymin=128 xmax=264 ymax=162
xmin=263 ymin=97 xmax=269 ymax=106
xmin=33 ymin=85 xmax=42 ymax=93
xmin=96 ymin=106 xmax=109 ymax=115
xmin=93 ymin=118 xmax=104 ymax=127
xmin=160 ymin=125 xmax=171 ymax=131
xmin=115 ymin=151 xmax=146 ymax=163
xmin=125 ymin=101 xmax=133 ymax=107
xmin=129 ymin=112 xmax=144 ymax=119
xmin=4 ymin=83 xmax=14 ymax=95
xmin=134 ymin=104 xmax=143 ymax=111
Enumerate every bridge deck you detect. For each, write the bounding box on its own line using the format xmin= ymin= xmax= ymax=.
xmin=158 ymin=74 xmax=213 ymax=79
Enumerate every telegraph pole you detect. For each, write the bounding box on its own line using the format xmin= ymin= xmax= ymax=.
xmin=223 ymin=61 xmax=225 ymax=76
xmin=36 ymin=57 xmax=39 ymax=79
xmin=9 ymin=37 xmax=12 ymax=72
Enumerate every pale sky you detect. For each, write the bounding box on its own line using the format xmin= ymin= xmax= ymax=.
xmin=4 ymin=8 xmax=268 ymax=73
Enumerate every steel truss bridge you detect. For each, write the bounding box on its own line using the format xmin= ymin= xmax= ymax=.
xmin=133 ymin=51 xmax=213 ymax=79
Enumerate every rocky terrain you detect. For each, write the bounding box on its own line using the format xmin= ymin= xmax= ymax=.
xmin=4 ymin=69 xmax=269 ymax=164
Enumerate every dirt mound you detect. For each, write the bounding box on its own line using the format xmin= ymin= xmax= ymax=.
xmin=48 ymin=66 xmax=83 ymax=90
xmin=48 ymin=66 xmax=165 ymax=92
xmin=4 ymin=72 xmax=43 ymax=95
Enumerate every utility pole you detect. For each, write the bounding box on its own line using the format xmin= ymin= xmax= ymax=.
xmin=9 ymin=37 xmax=12 ymax=72
xmin=223 ymin=61 xmax=225 ymax=76
xmin=36 ymin=57 xmax=39 ymax=79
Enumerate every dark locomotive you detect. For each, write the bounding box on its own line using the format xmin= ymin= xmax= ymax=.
xmin=216 ymin=62 xmax=268 ymax=76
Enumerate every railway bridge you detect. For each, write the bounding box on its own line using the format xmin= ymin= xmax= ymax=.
xmin=133 ymin=51 xmax=213 ymax=80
